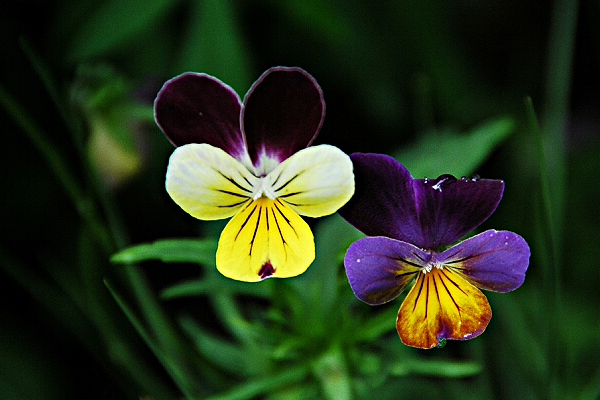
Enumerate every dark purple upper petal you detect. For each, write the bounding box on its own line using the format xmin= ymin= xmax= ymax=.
xmin=241 ymin=67 xmax=325 ymax=168
xmin=339 ymin=153 xmax=422 ymax=243
xmin=413 ymin=174 xmax=504 ymax=249
xmin=344 ymin=236 xmax=428 ymax=305
xmin=154 ymin=72 xmax=247 ymax=159
xmin=438 ymin=229 xmax=530 ymax=292
xmin=339 ymin=153 xmax=505 ymax=249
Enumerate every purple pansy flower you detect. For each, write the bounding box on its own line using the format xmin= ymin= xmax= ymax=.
xmin=155 ymin=67 xmax=354 ymax=282
xmin=339 ymin=153 xmax=530 ymax=349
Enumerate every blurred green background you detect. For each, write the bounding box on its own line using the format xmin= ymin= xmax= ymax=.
xmin=1 ymin=0 xmax=599 ymax=399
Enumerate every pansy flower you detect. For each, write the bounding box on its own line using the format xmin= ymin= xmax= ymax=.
xmin=155 ymin=67 xmax=354 ymax=282
xmin=339 ymin=153 xmax=529 ymax=349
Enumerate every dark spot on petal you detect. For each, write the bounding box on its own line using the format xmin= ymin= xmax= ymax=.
xmin=258 ymin=261 xmax=275 ymax=279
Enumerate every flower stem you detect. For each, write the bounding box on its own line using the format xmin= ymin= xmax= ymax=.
xmin=540 ymin=0 xmax=579 ymax=397
xmin=0 ymin=84 xmax=114 ymax=253
xmin=312 ymin=343 xmax=353 ymax=400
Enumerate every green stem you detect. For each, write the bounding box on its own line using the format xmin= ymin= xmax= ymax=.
xmin=18 ymin=37 xmax=86 ymax=149
xmin=312 ymin=343 xmax=352 ymax=400
xmin=0 ymin=84 xmax=113 ymax=253
xmin=1 ymin=66 xmax=189 ymax=398
xmin=212 ymin=293 xmax=258 ymax=345
xmin=105 ymin=279 xmax=193 ymax=400
xmin=580 ymin=365 xmax=600 ymax=400
xmin=542 ymin=0 xmax=578 ymax=263
xmin=201 ymin=365 xmax=309 ymax=400
xmin=540 ymin=0 xmax=578 ymax=397
xmin=525 ymin=97 xmax=561 ymax=400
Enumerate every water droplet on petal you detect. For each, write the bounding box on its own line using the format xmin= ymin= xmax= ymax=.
xmin=432 ymin=174 xmax=457 ymax=191
xmin=471 ymin=174 xmax=480 ymax=182
xmin=356 ymin=258 xmax=361 ymax=263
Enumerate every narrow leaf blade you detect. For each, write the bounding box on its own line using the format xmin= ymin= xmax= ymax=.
xmin=395 ymin=117 xmax=516 ymax=178
xmin=111 ymin=238 xmax=217 ymax=266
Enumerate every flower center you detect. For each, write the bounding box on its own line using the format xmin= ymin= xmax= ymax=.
xmin=253 ymin=151 xmax=280 ymax=178
xmin=251 ymin=177 xmax=277 ymax=200
xmin=421 ymin=260 xmax=445 ymax=274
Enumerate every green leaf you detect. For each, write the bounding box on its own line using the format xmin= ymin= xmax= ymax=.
xmin=104 ymin=278 xmax=196 ymax=399
xmin=19 ymin=38 xmax=84 ymax=145
xmin=0 ymin=84 xmax=114 ymax=253
xmin=175 ymin=0 xmax=252 ymax=94
xmin=354 ymin=304 xmax=398 ymax=342
xmin=111 ymin=238 xmax=217 ymax=266
xmin=394 ymin=116 xmax=516 ymax=178
xmin=581 ymin=366 xmax=600 ymax=400
xmin=311 ymin=344 xmax=352 ymax=400
xmin=274 ymin=0 xmax=404 ymax=128
xmin=202 ymin=366 xmax=308 ymax=400
xmin=308 ymin=214 xmax=363 ymax=299
xmin=211 ymin=293 xmax=263 ymax=345
xmin=161 ymin=276 xmax=272 ymax=299
xmin=67 ymin=0 xmax=176 ymax=61
xmin=287 ymin=214 xmax=363 ymax=331
xmin=391 ymin=358 xmax=483 ymax=378
xmin=179 ymin=316 xmax=251 ymax=376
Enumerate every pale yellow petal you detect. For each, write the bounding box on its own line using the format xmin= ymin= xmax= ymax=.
xmin=266 ymin=145 xmax=354 ymax=217
xmin=216 ymin=198 xmax=315 ymax=282
xmin=165 ymin=143 xmax=258 ymax=220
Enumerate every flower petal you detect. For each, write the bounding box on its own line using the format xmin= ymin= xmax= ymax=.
xmin=154 ymin=72 xmax=248 ymax=161
xmin=344 ymin=237 xmax=427 ymax=305
xmin=413 ymin=175 xmax=504 ymax=249
xmin=397 ymin=268 xmax=492 ymax=349
xmin=216 ymin=198 xmax=315 ymax=282
xmin=339 ymin=153 xmax=422 ymax=243
xmin=268 ymin=145 xmax=354 ymax=217
xmin=165 ymin=143 xmax=258 ymax=220
xmin=340 ymin=153 xmax=504 ymax=249
xmin=242 ymin=67 xmax=325 ymax=175
xmin=439 ymin=230 xmax=530 ymax=292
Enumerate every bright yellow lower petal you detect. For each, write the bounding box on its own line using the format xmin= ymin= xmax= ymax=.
xmin=216 ymin=197 xmax=315 ymax=282
xmin=266 ymin=145 xmax=354 ymax=217
xmin=396 ymin=267 xmax=491 ymax=349
xmin=166 ymin=143 xmax=258 ymax=220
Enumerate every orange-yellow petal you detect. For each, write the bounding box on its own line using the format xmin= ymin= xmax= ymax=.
xmin=396 ymin=267 xmax=491 ymax=349
xmin=216 ymin=197 xmax=315 ymax=282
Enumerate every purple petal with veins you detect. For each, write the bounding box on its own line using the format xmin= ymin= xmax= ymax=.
xmin=344 ymin=236 xmax=429 ymax=305
xmin=242 ymin=67 xmax=325 ymax=171
xmin=339 ymin=154 xmax=422 ymax=244
xmin=413 ymin=174 xmax=504 ymax=249
xmin=154 ymin=72 xmax=247 ymax=160
xmin=440 ymin=229 xmax=530 ymax=292
xmin=340 ymin=153 xmax=505 ymax=249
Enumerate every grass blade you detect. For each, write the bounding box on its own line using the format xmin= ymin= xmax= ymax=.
xmin=395 ymin=116 xmax=516 ymax=179
xmin=111 ymin=238 xmax=217 ymax=266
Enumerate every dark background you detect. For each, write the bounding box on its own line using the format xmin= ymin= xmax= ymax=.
xmin=1 ymin=0 xmax=598 ymax=399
